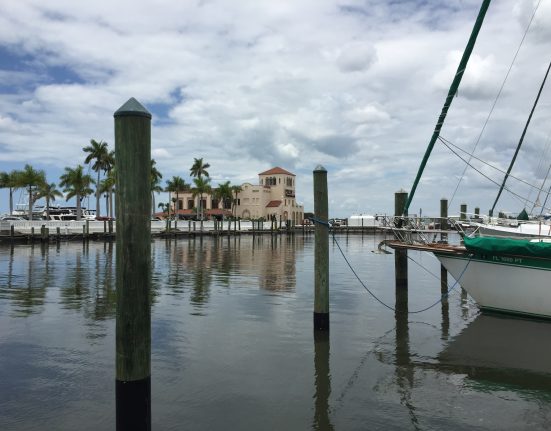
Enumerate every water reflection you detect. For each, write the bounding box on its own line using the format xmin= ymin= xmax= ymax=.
xmin=312 ymin=331 xmax=334 ymax=431
xmin=438 ymin=314 xmax=551 ymax=393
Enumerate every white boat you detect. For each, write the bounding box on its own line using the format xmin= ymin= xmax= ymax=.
xmin=388 ymin=236 xmax=551 ymax=319
xmin=470 ymin=220 xmax=551 ymax=238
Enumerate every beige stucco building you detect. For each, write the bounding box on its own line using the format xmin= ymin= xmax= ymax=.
xmin=236 ymin=167 xmax=304 ymax=224
xmin=167 ymin=166 xmax=304 ymax=224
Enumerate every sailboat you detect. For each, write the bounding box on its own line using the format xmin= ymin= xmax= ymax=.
xmin=387 ymin=0 xmax=551 ymax=319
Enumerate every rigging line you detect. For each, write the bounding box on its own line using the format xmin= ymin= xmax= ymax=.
xmin=440 ymin=135 xmax=548 ymax=193
xmin=439 ymin=137 xmax=539 ymax=209
xmin=528 ymin=129 xmax=551 ymax=214
xmin=331 ymin=229 xmax=471 ymax=314
xmin=448 ymin=0 xmax=543 ymax=209
xmin=491 ymin=58 xmax=551 ymax=216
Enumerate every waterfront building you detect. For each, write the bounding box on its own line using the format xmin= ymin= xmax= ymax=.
xmin=166 ymin=167 xmax=304 ymax=224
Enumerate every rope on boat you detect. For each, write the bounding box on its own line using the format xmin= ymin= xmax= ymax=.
xmin=309 ymin=217 xmax=472 ymax=314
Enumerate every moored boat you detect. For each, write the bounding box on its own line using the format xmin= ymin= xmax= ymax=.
xmin=388 ymin=235 xmax=551 ymax=319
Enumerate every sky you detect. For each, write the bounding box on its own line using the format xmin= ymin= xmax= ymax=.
xmin=1 ymin=0 xmax=551 ymax=218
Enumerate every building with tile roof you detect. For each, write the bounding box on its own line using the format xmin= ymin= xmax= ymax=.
xmin=159 ymin=166 xmax=304 ymax=224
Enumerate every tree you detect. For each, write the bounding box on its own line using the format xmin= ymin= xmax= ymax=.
xmin=150 ymin=159 xmax=163 ymax=216
xmin=216 ymin=181 xmax=233 ymax=215
xmin=16 ymin=164 xmax=46 ymax=220
xmin=165 ymin=176 xmax=188 ymax=228
xmin=36 ymin=182 xmax=63 ymax=219
xmin=157 ymin=202 xmax=170 ymax=217
xmin=59 ymin=165 xmax=94 ymax=221
xmin=99 ymin=172 xmax=116 ymax=219
xmin=0 ymin=171 xmax=19 ymax=215
xmin=231 ymin=184 xmax=243 ymax=218
xmin=190 ymin=158 xmax=210 ymax=179
xmin=83 ymin=139 xmax=109 ymax=217
xmin=192 ymin=176 xmax=212 ymax=220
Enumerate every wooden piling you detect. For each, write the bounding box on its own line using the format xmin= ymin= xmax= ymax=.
xmin=460 ymin=203 xmax=467 ymax=221
xmin=394 ymin=190 xmax=408 ymax=290
xmin=114 ymin=97 xmax=152 ymax=431
xmin=313 ymin=165 xmax=329 ymax=331
xmin=439 ymin=198 xmax=448 ymax=295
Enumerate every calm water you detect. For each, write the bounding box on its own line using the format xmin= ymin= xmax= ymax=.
xmin=1 ymin=234 xmax=551 ymax=430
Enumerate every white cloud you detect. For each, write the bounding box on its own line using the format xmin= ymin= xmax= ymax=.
xmin=0 ymin=0 xmax=549 ymax=218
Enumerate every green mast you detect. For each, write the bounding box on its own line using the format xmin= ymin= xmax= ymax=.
xmin=403 ymin=0 xmax=492 ymax=215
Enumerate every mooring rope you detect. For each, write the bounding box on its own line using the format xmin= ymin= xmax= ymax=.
xmin=308 ymin=217 xmax=472 ymax=314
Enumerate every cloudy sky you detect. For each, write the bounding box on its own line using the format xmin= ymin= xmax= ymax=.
xmin=1 ymin=0 xmax=551 ymax=218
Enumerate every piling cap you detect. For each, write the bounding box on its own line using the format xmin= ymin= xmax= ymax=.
xmin=313 ymin=165 xmax=327 ymax=173
xmin=114 ymin=97 xmax=152 ymax=119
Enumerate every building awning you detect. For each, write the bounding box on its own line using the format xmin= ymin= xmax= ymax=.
xmin=266 ymin=200 xmax=282 ymax=208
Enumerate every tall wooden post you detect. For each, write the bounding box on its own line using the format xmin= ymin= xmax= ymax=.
xmin=460 ymin=203 xmax=467 ymax=221
xmin=394 ymin=190 xmax=408 ymax=290
xmin=114 ymin=97 xmax=152 ymax=431
xmin=439 ymin=198 xmax=448 ymax=295
xmin=474 ymin=207 xmax=480 ymax=217
xmin=314 ymin=165 xmax=329 ymax=331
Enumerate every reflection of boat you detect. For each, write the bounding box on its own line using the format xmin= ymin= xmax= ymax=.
xmin=438 ymin=314 xmax=551 ymax=390
xmin=388 ymin=236 xmax=551 ymax=319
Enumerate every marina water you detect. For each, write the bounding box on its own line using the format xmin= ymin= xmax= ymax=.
xmin=1 ymin=234 xmax=550 ymax=430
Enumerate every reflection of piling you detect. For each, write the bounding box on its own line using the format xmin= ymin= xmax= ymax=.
xmin=439 ymin=197 xmax=448 ymax=294
xmin=313 ymin=331 xmax=334 ymax=431
xmin=114 ymin=97 xmax=152 ymax=431
xmin=394 ymin=190 xmax=408 ymax=290
xmin=314 ymin=165 xmax=329 ymax=331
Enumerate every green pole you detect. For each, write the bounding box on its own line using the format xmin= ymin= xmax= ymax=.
xmin=114 ymin=97 xmax=152 ymax=431
xmin=314 ymin=165 xmax=329 ymax=331
xmin=403 ymin=0 xmax=492 ymax=215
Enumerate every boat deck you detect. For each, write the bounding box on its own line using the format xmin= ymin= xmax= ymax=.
xmin=385 ymin=240 xmax=468 ymax=256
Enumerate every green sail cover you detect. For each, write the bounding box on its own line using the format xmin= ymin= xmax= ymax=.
xmin=464 ymin=236 xmax=551 ymax=258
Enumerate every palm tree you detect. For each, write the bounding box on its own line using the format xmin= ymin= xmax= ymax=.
xmin=157 ymin=202 xmax=170 ymax=218
xmin=59 ymin=165 xmax=94 ymax=221
xmin=231 ymin=184 xmax=243 ymax=218
xmin=16 ymin=164 xmax=46 ymax=220
xmin=0 ymin=171 xmax=19 ymax=215
xmin=36 ymin=182 xmax=63 ymax=219
xmin=190 ymin=158 xmax=210 ymax=179
xmin=165 ymin=176 xmax=188 ymax=228
xmin=192 ymin=176 xmax=212 ymax=220
xmin=99 ymin=173 xmax=116 ymax=219
xmin=151 ymin=159 xmax=163 ymax=216
xmin=83 ymin=139 xmax=109 ymax=217
xmin=216 ymin=181 xmax=233 ymax=215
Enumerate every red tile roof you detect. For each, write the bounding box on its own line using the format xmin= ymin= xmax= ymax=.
xmin=259 ymin=167 xmax=295 ymax=176
xmin=206 ymin=209 xmax=233 ymax=216
xmin=266 ymin=200 xmax=282 ymax=208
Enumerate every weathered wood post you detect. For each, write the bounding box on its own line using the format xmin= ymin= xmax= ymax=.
xmin=114 ymin=97 xmax=152 ymax=431
xmin=394 ymin=190 xmax=408 ymax=290
xmin=440 ymin=198 xmax=448 ymax=295
xmin=86 ymin=219 xmax=90 ymax=236
xmin=460 ymin=203 xmax=467 ymax=221
xmin=104 ymin=220 xmax=107 ymax=235
xmin=314 ymin=165 xmax=329 ymax=331
xmin=474 ymin=207 xmax=480 ymax=217
xmin=56 ymin=226 xmax=61 ymax=242
xmin=31 ymin=226 xmax=35 ymax=242
xmin=41 ymin=224 xmax=46 ymax=242
xmin=10 ymin=224 xmax=14 ymax=240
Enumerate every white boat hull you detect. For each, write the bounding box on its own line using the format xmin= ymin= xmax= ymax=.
xmin=472 ymin=221 xmax=551 ymax=238
xmin=436 ymin=254 xmax=551 ymax=319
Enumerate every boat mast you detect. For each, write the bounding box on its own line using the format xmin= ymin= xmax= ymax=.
xmin=489 ymin=60 xmax=551 ymax=217
xmin=402 ymin=0 xmax=492 ymax=216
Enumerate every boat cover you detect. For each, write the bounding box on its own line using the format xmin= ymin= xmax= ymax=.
xmin=464 ymin=236 xmax=551 ymax=258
